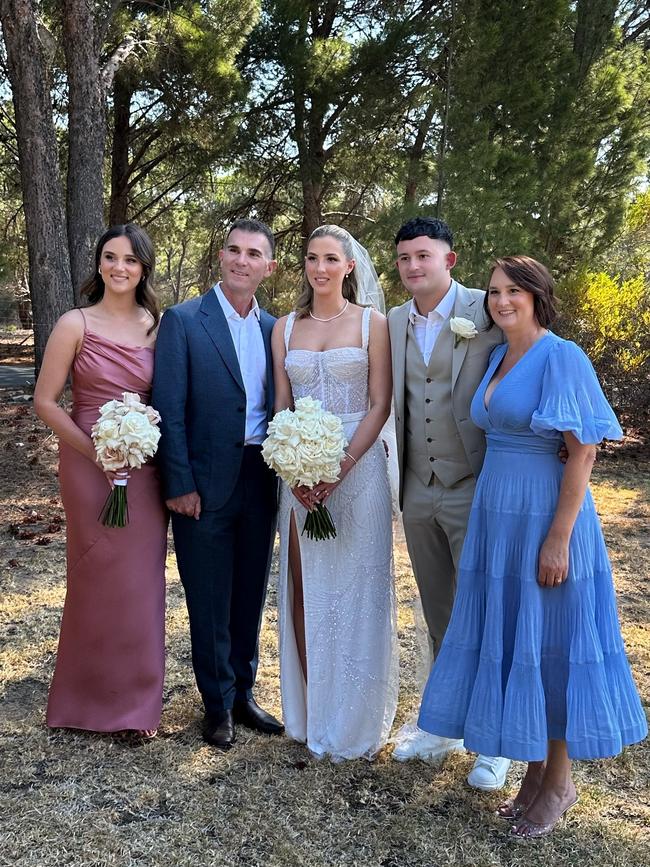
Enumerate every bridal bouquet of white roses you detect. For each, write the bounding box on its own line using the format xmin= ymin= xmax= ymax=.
xmin=91 ymin=391 xmax=161 ymax=527
xmin=262 ymin=396 xmax=347 ymax=540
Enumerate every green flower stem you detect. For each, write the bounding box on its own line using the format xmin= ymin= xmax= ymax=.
xmin=302 ymin=503 xmax=337 ymax=541
xmin=99 ymin=484 xmax=129 ymax=528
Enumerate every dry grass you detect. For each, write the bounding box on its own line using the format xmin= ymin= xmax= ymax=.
xmin=0 ymin=397 xmax=648 ymax=867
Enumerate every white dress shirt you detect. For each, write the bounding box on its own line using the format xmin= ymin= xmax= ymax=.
xmin=409 ymin=281 xmax=457 ymax=365
xmin=214 ymin=284 xmax=267 ymax=445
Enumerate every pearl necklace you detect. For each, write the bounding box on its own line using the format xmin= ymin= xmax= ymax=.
xmin=309 ymin=299 xmax=349 ymax=322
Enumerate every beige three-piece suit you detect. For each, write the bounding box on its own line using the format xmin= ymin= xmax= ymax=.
xmin=388 ymin=281 xmax=503 ymax=658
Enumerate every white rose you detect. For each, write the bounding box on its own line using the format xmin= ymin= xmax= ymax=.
xmin=298 ymin=418 xmax=321 ymax=440
xmin=119 ymin=410 xmax=152 ymax=439
xmin=294 ymin=396 xmax=322 ymax=420
xmin=271 ymin=444 xmax=302 ymax=486
xmin=118 ymin=414 xmax=160 ymax=461
xmin=269 ymin=416 xmax=299 ymax=444
xmin=92 ymin=417 xmax=120 ymax=442
xmin=449 ymin=316 xmax=478 ymax=340
xmin=296 ymin=440 xmax=322 ymax=464
xmin=321 ymin=414 xmax=343 ymax=436
xmin=122 ymin=392 xmax=145 ymax=409
xmin=129 ymin=429 xmax=159 ymax=458
xmin=98 ymin=399 xmax=122 ymax=416
xmin=145 ymin=406 xmax=161 ymax=425
xmin=269 ymin=408 xmax=295 ymax=427
xmin=321 ymin=436 xmax=345 ymax=458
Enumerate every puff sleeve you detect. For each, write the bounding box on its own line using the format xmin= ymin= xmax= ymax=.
xmin=530 ymin=340 xmax=623 ymax=444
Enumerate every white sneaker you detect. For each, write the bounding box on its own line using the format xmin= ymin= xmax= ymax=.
xmin=391 ymin=723 xmax=465 ymax=763
xmin=467 ymin=754 xmax=511 ymax=790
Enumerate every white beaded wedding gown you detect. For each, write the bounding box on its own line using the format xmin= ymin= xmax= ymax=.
xmin=277 ymin=307 xmax=398 ymax=761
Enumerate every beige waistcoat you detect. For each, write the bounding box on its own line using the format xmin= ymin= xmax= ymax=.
xmin=388 ymin=282 xmax=504 ymax=509
xmin=404 ymin=324 xmax=473 ymax=488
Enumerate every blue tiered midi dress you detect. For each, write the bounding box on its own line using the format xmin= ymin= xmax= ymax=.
xmin=418 ymin=333 xmax=647 ymax=761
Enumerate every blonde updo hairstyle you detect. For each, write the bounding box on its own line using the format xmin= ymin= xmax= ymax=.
xmin=295 ymin=225 xmax=358 ymax=318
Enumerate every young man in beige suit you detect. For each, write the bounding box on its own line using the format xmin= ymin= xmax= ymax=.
xmin=387 ymin=217 xmax=510 ymax=790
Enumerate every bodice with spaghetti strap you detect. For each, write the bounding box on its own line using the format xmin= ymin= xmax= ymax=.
xmin=283 ymin=307 xmax=371 ymax=420
xmin=70 ymin=309 xmax=155 ymax=435
xmin=276 ymin=305 xmax=398 ymax=761
xmin=46 ymin=308 xmax=167 ymax=733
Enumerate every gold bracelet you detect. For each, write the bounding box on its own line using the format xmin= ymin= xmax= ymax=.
xmin=344 ymin=451 xmax=358 ymax=465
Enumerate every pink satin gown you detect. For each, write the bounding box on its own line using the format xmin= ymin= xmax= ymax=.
xmin=47 ymin=325 xmax=167 ymax=732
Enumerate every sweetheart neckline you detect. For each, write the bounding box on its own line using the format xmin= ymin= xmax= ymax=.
xmin=286 ymin=346 xmax=366 ymax=355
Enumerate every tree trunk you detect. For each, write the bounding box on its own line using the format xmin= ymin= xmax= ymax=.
xmin=573 ymin=0 xmax=617 ymax=85
xmin=405 ymin=99 xmax=437 ymax=205
xmin=109 ymin=69 xmax=132 ymax=225
xmin=293 ymin=90 xmax=326 ymax=248
xmin=0 ymin=0 xmax=73 ymax=373
xmin=435 ymin=0 xmax=456 ymax=217
xmin=174 ymin=239 xmax=187 ymax=305
xmin=63 ymin=0 xmax=106 ymax=303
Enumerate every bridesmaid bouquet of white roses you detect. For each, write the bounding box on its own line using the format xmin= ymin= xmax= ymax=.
xmin=91 ymin=391 xmax=161 ymax=527
xmin=262 ymin=397 xmax=347 ymax=540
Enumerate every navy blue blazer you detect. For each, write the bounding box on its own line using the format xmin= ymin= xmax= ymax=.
xmin=152 ymin=288 xmax=276 ymax=510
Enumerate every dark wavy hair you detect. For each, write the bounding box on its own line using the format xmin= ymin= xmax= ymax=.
xmin=295 ymin=225 xmax=358 ymax=318
xmin=80 ymin=223 xmax=159 ymax=334
xmin=484 ymin=255 xmax=558 ymax=329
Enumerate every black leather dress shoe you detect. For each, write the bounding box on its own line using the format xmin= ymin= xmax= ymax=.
xmin=202 ymin=709 xmax=236 ymax=749
xmin=232 ymin=699 xmax=284 ymax=735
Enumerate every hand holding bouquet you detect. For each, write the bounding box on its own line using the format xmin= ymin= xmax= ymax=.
xmin=91 ymin=391 xmax=161 ymax=527
xmin=262 ymin=397 xmax=347 ymax=540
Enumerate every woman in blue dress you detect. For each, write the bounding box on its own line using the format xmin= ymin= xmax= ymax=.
xmin=417 ymin=256 xmax=647 ymax=838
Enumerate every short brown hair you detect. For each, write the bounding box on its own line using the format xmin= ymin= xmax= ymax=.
xmin=484 ymin=255 xmax=558 ymax=328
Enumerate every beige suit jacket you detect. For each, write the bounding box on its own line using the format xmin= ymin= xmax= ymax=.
xmin=387 ymin=282 xmax=503 ymax=508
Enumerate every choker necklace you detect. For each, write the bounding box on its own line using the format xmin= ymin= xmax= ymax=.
xmin=309 ymin=299 xmax=349 ymax=322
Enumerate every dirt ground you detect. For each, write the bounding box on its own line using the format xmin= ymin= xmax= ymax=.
xmin=0 ymin=385 xmax=648 ymax=867
xmin=0 ymin=328 xmax=34 ymax=365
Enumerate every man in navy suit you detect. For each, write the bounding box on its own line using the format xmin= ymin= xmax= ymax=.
xmin=152 ymin=219 xmax=282 ymax=749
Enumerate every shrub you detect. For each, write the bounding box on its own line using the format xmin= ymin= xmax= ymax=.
xmin=557 ymin=269 xmax=650 ymax=425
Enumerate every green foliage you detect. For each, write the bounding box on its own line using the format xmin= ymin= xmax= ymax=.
xmin=0 ymin=0 xmax=648 ymax=429
xmin=558 ymin=267 xmax=650 ymax=418
xmin=560 ymin=271 xmax=649 ymax=369
xmin=108 ymin=0 xmax=259 ymax=224
xmin=556 ymin=189 xmax=650 ymax=420
xmin=437 ymin=0 xmax=649 ymax=282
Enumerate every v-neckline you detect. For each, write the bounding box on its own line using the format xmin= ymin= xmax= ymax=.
xmin=483 ymin=332 xmax=550 ymax=411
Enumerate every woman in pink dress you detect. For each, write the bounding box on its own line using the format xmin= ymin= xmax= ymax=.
xmin=34 ymin=224 xmax=167 ymax=738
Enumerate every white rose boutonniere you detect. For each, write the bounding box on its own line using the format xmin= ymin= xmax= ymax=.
xmin=449 ymin=316 xmax=478 ymax=348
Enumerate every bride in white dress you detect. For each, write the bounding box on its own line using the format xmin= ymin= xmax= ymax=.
xmin=271 ymin=225 xmax=398 ymax=761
